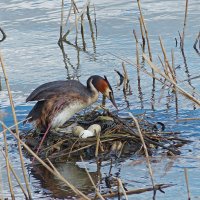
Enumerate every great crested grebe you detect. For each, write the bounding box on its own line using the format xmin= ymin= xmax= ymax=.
xmin=25 ymin=75 xmax=117 ymax=156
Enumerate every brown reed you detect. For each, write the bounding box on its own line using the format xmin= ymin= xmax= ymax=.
xmin=0 ymin=52 xmax=32 ymax=199
xmin=129 ymin=113 xmax=156 ymax=199
xmin=2 ymin=125 xmax=15 ymax=200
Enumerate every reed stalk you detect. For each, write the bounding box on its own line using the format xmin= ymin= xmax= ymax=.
xmin=181 ymin=0 xmax=189 ymax=49
xmin=95 ymin=132 xmax=100 ymax=157
xmin=171 ymin=49 xmax=178 ymax=114
xmin=122 ymin=62 xmax=129 ymax=92
xmin=62 ymin=0 xmax=90 ymax=40
xmin=133 ymin=29 xmax=143 ymax=108
xmin=93 ymin=3 xmax=97 ymax=39
xmin=86 ymin=4 xmax=96 ymax=52
xmin=73 ymin=1 xmax=79 ymax=46
xmin=81 ymin=14 xmax=86 ymax=51
xmin=137 ymin=0 xmax=152 ymax=62
xmin=0 ymin=52 xmax=32 ymax=199
xmin=143 ymin=53 xmax=200 ymax=106
xmin=102 ymin=184 xmax=174 ymax=198
xmin=80 ymin=156 xmax=104 ymax=200
xmin=129 ymin=113 xmax=156 ymax=199
xmin=0 ymin=121 xmax=90 ymax=200
xmin=2 ymin=125 xmax=15 ymax=200
xmin=159 ymin=36 xmax=175 ymax=81
xmin=1 ymin=151 xmax=29 ymax=199
xmin=0 ymin=76 xmax=2 ymax=91
xmin=116 ymin=178 xmax=128 ymax=200
xmin=184 ymin=168 xmax=191 ymax=200
xmin=0 ymin=156 xmax=3 ymax=200
xmin=138 ymin=17 xmax=145 ymax=50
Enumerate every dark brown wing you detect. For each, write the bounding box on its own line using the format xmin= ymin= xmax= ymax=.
xmin=26 ymin=80 xmax=90 ymax=102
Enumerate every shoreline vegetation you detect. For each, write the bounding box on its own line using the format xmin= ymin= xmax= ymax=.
xmin=1 ymin=0 xmax=200 ymax=199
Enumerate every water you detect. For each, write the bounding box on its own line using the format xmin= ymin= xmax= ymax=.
xmin=0 ymin=0 xmax=200 ymax=199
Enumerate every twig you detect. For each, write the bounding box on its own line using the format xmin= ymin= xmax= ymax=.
xmin=2 ymin=125 xmax=15 ymax=200
xmin=129 ymin=113 xmax=156 ymax=199
xmin=0 ymin=51 xmax=32 ymax=199
xmin=184 ymin=168 xmax=191 ymax=200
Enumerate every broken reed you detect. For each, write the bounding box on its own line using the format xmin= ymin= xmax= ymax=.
xmin=60 ymin=0 xmax=96 ymax=53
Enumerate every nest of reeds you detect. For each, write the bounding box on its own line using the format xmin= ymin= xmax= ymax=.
xmin=22 ymin=109 xmax=191 ymax=162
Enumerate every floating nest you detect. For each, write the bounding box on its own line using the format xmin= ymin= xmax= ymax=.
xmin=22 ymin=109 xmax=191 ymax=162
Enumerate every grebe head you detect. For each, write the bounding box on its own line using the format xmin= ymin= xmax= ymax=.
xmin=89 ymin=75 xmax=118 ymax=109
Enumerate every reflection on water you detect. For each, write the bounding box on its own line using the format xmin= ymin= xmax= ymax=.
xmin=0 ymin=0 xmax=200 ymax=199
xmin=31 ymin=162 xmax=97 ymax=199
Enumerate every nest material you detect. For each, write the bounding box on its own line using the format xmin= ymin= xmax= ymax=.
xmin=23 ymin=110 xmax=191 ymax=162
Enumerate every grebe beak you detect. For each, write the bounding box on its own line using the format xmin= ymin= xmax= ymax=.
xmin=109 ymin=92 xmax=118 ymax=110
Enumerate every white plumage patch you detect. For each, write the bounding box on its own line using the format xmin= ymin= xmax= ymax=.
xmin=51 ymin=102 xmax=86 ymax=128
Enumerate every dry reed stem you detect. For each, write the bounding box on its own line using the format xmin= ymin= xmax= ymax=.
xmin=93 ymin=3 xmax=97 ymax=39
xmin=1 ymin=151 xmax=29 ymax=199
xmin=143 ymin=53 xmax=200 ymax=106
xmin=184 ymin=168 xmax=191 ymax=200
xmin=122 ymin=62 xmax=129 ymax=91
xmin=80 ymin=156 xmax=105 ymax=200
xmin=81 ymin=14 xmax=86 ymax=50
xmin=0 ymin=52 xmax=32 ymax=199
xmin=159 ymin=36 xmax=175 ymax=81
xmin=129 ymin=113 xmax=156 ymax=199
xmin=86 ymin=4 xmax=96 ymax=52
xmin=0 ymin=157 xmax=3 ymax=200
xmin=182 ymin=0 xmax=189 ymax=49
xmin=138 ymin=17 xmax=145 ymax=49
xmin=116 ymin=178 xmax=128 ymax=200
xmin=64 ymin=1 xmax=73 ymax=28
xmin=1 ymin=122 xmax=90 ymax=200
xmin=133 ymin=29 xmax=143 ymax=108
xmin=102 ymin=184 xmax=174 ymax=198
xmin=60 ymin=0 xmax=64 ymax=41
xmin=0 ymin=117 xmax=31 ymax=136
xmin=2 ymin=125 xmax=15 ymax=200
xmin=95 ymin=132 xmax=100 ymax=157
xmin=73 ymin=1 xmax=79 ymax=45
xmin=137 ymin=0 xmax=152 ymax=62
xmin=0 ymin=76 xmax=2 ymax=91
xmin=171 ymin=49 xmax=178 ymax=114
xmin=62 ymin=0 xmax=90 ymax=40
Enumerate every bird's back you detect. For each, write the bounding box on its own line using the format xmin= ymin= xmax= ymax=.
xmin=26 ymin=80 xmax=91 ymax=102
